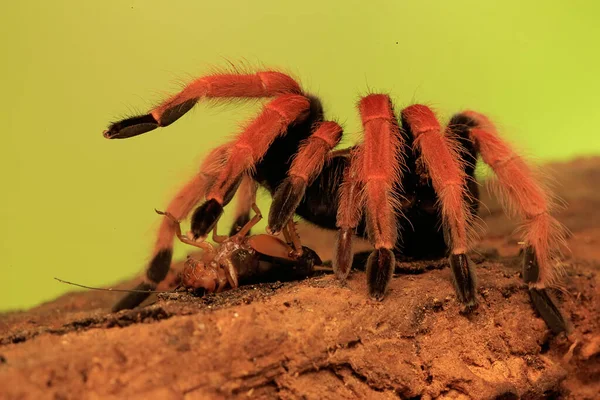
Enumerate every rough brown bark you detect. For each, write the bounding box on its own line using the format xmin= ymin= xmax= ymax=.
xmin=1 ymin=158 xmax=598 ymax=400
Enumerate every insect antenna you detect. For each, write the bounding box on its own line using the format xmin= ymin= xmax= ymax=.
xmin=54 ymin=277 xmax=181 ymax=294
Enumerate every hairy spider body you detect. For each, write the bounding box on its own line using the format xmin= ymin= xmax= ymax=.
xmin=105 ymin=69 xmax=568 ymax=333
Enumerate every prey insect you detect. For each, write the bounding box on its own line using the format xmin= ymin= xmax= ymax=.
xmin=112 ymin=203 xmax=322 ymax=311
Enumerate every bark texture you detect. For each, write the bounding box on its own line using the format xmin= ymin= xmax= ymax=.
xmin=1 ymin=158 xmax=598 ymax=400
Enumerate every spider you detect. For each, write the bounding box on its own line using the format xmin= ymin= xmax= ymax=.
xmin=104 ymin=68 xmax=568 ymax=333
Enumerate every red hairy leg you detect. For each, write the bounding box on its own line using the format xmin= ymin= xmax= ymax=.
xmin=288 ymin=121 xmax=344 ymax=181
xmin=207 ymin=94 xmax=311 ymax=203
xmin=402 ymin=105 xmax=478 ymax=306
xmin=111 ymin=145 xmax=228 ymax=312
xmin=462 ymin=111 xmax=567 ymax=287
xmin=459 ymin=111 xmax=569 ymax=333
xmin=189 ymin=94 xmax=311 ymax=239
xmin=104 ymin=71 xmax=303 ymax=139
xmin=268 ymin=121 xmax=343 ymax=233
xmin=356 ymin=94 xmax=404 ymax=300
xmin=152 ymin=71 xmax=302 ymax=124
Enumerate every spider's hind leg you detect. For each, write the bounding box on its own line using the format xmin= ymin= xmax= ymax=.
xmin=451 ymin=111 xmax=568 ymax=333
xmin=103 ymin=71 xmax=303 ymax=139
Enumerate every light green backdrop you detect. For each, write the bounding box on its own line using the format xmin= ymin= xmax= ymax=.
xmin=2 ymin=1 xmax=599 ymax=311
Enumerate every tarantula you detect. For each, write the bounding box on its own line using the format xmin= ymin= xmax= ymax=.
xmin=104 ymin=68 xmax=568 ymax=333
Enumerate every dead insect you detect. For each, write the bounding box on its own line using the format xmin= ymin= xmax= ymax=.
xmin=112 ymin=204 xmax=322 ymax=311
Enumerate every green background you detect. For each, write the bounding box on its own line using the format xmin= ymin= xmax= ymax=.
xmin=2 ymin=1 xmax=599 ymax=311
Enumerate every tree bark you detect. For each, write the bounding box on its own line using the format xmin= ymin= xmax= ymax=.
xmin=1 ymin=158 xmax=598 ymax=400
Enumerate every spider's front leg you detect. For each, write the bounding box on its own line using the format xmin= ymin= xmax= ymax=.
xmin=103 ymin=71 xmax=303 ymax=139
xmin=105 ymin=70 xmax=309 ymax=311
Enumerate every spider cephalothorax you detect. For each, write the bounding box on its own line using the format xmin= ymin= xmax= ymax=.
xmin=104 ymin=68 xmax=568 ymax=333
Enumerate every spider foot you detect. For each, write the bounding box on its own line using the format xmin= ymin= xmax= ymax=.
xmin=459 ymin=302 xmax=479 ymax=315
xmin=366 ymin=248 xmax=395 ymax=301
xmin=449 ymin=253 xmax=477 ymax=307
xmin=529 ymin=288 xmax=567 ymax=335
xmin=103 ymin=114 xmax=159 ymax=139
xmin=333 ymin=228 xmax=353 ymax=282
xmin=522 ymin=246 xmax=568 ymax=334
xmin=190 ymin=199 xmax=224 ymax=239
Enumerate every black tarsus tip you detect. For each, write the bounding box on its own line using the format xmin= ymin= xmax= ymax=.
xmin=103 ymin=114 xmax=159 ymax=139
xmin=104 ymin=97 xmax=198 ymax=139
xmin=268 ymin=176 xmax=306 ymax=234
xmin=366 ymin=248 xmax=395 ymax=301
xmin=112 ymin=282 xmax=156 ymax=312
xmin=529 ymin=288 xmax=568 ymax=334
xmin=522 ymin=246 xmax=568 ymax=334
xmin=333 ymin=228 xmax=353 ymax=281
xmin=449 ymin=253 xmax=478 ymax=307
xmin=190 ymin=199 xmax=224 ymax=239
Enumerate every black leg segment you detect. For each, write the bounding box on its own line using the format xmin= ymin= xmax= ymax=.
xmin=449 ymin=254 xmax=477 ymax=308
xmin=104 ymin=114 xmax=159 ymax=139
xmin=268 ymin=176 xmax=306 ymax=234
xmin=190 ymin=199 xmax=224 ymax=239
xmin=366 ymin=248 xmax=395 ymax=301
xmin=522 ymin=246 xmax=567 ymax=334
xmin=332 ymin=228 xmax=354 ymax=281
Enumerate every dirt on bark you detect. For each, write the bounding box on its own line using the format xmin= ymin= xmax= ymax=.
xmin=0 ymin=158 xmax=598 ymax=400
